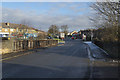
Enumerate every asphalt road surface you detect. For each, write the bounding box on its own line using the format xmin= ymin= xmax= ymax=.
xmin=2 ymin=39 xmax=119 ymax=78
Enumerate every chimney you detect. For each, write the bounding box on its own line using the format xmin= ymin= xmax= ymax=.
xmin=5 ymin=22 xmax=10 ymax=26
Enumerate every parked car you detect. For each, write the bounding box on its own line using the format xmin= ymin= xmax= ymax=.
xmin=47 ymin=36 xmax=53 ymax=39
xmin=0 ymin=32 xmax=9 ymax=40
xmin=72 ymin=37 xmax=74 ymax=40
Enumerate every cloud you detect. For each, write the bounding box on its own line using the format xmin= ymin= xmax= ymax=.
xmin=2 ymin=0 xmax=94 ymax=2
xmin=2 ymin=3 xmax=94 ymax=32
xmin=2 ymin=0 xmax=119 ymax=2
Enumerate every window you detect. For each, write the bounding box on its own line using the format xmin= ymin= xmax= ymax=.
xmin=20 ymin=29 xmax=22 ymax=32
xmin=5 ymin=29 xmax=8 ymax=31
xmin=10 ymin=29 xmax=14 ymax=32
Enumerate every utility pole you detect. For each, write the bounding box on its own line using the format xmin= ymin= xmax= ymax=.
xmin=58 ymin=27 xmax=60 ymax=43
xmin=91 ymin=29 xmax=93 ymax=41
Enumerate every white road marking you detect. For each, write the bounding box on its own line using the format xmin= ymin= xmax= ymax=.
xmin=0 ymin=52 xmax=33 ymax=61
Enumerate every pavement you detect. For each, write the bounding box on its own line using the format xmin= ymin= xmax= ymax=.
xmin=84 ymin=41 xmax=110 ymax=59
xmin=1 ymin=39 xmax=119 ymax=79
xmin=84 ymin=41 xmax=120 ymax=62
xmin=84 ymin=41 xmax=119 ymax=78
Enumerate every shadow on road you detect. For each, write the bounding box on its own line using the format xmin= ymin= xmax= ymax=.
xmin=2 ymin=61 xmax=119 ymax=78
xmin=2 ymin=39 xmax=119 ymax=79
xmin=2 ymin=62 xmax=90 ymax=78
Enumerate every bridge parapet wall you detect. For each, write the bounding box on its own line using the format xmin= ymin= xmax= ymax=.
xmin=1 ymin=39 xmax=58 ymax=54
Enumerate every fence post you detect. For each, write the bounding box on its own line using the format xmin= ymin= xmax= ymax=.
xmin=20 ymin=41 xmax=23 ymax=51
xmin=26 ymin=40 xmax=28 ymax=50
xmin=32 ymin=41 xmax=33 ymax=48
xmin=10 ymin=39 xmax=58 ymax=53
xmin=23 ymin=40 xmax=25 ymax=50
xmin=28 ymin=40 xmax=31 ymax=49
xmin=14 ymin=41 xmax=16 ymax=51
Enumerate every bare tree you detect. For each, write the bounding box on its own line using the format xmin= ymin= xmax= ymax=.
xmin=20 ymin=19 xmax=32 ymax=39
xmin=21 ymin=19 xmax=32 ymax=27
xmin=61 ymin=25 xmax=68 ymax=35
xmin=90 ymin=1 xmax=119 ymax=28
xmin=48 ymin=25 xmax=59 ymax=34
xmin=90 ymin=0 xmax=119 ymax=41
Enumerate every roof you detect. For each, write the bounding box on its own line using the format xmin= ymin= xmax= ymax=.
xmin=1 ymin=23 xmax=29 ymax=29
xmin=1 ymin=23 xmax=47 ymax=34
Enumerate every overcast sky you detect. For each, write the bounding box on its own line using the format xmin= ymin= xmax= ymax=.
xmin=1 ymin=2 xmax=96 ymax=32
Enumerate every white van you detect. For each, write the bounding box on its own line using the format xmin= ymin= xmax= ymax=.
xmin=0 ymin=32 xmax=9 ymax=40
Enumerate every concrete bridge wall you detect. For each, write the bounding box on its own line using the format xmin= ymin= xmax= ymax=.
xmin=1 ymin=39 xmax=58 ymax=54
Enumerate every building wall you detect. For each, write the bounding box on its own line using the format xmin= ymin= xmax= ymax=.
xmin=0 ymin=28 xmax=16 ymax=34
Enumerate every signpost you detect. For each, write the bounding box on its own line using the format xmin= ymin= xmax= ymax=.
xmin=60 ymin=33 xmax=65 ymax=40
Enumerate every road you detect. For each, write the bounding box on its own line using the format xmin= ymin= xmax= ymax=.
xmin=2 ymin=39 xmax=119 ymax=78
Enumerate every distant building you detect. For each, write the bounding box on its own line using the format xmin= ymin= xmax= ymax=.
xmin=78 ymin=29 xmax=94 ymax=40
xmin=0 ymin=22 xmax=47 ymax=39
xmin=70 ymin=31 xmax=78 ymax=35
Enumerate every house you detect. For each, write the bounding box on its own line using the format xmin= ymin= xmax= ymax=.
xmin=0 ymin=25 xmax=9 ymax=39
xmin=1 ymin=23 xmax=17 ymax=33
xmin=0 ymin=22 xmax=47 ymax=39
